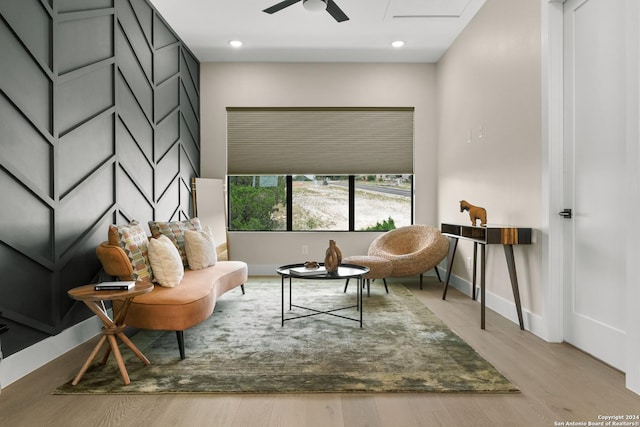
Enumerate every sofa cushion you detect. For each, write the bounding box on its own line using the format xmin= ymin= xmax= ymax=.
xmin=148 ymin=218 xmax=202 ymax=266
xmin=148 ymin=235 xmax=184 ymax=288
xmin=108 ymin=221 xmax=153 ymax=281
xmin=184 ymin=228 xmax=217 ymax=270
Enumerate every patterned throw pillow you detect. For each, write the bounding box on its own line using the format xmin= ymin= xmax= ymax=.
xmin=148 ymin=218 xmax=202 ymax=266
xmin=108 ymin=221 xmax=153 ymax=281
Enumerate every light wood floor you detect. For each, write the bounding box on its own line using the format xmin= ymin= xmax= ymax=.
xmin=1 ymin=276 xmax=638 ymax=427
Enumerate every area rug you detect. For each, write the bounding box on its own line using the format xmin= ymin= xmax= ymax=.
xmin=54 ymin=278 xmax=518 ymax=394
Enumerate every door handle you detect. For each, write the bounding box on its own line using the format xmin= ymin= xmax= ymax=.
xmin=559 ymin=208 xmax=572 ymax=219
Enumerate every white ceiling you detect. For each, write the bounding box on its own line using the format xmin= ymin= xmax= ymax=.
xmin=149 ymin=0 xmax=486 ymax=63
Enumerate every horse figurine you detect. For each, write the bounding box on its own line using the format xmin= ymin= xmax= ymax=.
xmin=460 ymin=200 xmax=487 ymax=226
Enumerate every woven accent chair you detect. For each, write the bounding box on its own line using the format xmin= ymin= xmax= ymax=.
xmin=368 ymin=224 xmax=449 ymax=290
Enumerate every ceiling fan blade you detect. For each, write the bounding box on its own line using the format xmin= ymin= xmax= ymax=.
xmin=326 ymin=0 xmax=349 ymax=22
xmin=263 ymin=0 xmax=302 ymax=14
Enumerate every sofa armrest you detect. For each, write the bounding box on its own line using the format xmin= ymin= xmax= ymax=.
xmin=96 ymin=241 xmax=134 ymax=279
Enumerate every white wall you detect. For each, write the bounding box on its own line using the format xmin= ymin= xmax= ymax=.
xmin=199 ymin=63 xmax=438 ymax=274
xmin=436 ymin=0 xmax=543 ymax=327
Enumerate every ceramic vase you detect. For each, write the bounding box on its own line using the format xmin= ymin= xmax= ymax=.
xmin=324 ymin=239 xmax=342 ymax=273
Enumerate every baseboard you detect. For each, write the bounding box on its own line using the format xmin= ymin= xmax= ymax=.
xmin=0 ymin=313 xmax=104 ymax=390
xmin=436 ymin=267 xmax=544 ymax=339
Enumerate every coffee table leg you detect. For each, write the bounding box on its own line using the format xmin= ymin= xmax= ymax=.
xmin=359 ymin=276 xmax=363 ymax=327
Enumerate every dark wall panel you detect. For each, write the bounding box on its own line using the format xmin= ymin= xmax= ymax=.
xmin=0 ymin=0 xmax=200 ymax=356
xmin=0 ymin=171 xmax=53 ymax=260
xmin=117 ymin=74 xmax=153 ymax=157
xmin=153 ymin=13 xmax=178 ymax=49
xmin=58 ymin=113 xmax=115 ymax=195
xmin=116 ymin=27 xmax=153 ymax=118
xmin=0 ymin=21 xmax=52 ymax=134
xmin=155 ymin=77 xmax=179 ymax=123
xmin=0 ymin=96 xmax=52 ymax=194
xmin=0 ymin=0 xmax=51 ymax=68
xmin=156 ymin=111 xmax=179 ymax=157
xmin=57 ymin=15 xmax=113 ymax=74
xmin=117 ymin=0 xmax=152 ymax=79
xmin=155 ymin=45 xmax=179 ymax=85
xmin=56 ymin=65 xmax=114 ymax=135
xmin=57 ymin=0 xmax=113 ymax=13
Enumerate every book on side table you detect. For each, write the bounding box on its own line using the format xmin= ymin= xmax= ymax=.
xmin=94 ymin=281 xmax=136 ymax=291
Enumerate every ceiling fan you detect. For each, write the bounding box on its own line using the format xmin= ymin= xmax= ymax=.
xmin=263 ymin=0 xmax=350 ymax=23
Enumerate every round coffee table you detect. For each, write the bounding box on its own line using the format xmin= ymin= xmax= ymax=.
xmin=277 ymin=263 xmax=369 ymax=327
xmin=67 ymin=281 xmax=153 ymax=385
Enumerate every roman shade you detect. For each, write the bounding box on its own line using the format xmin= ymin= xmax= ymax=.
xmin=226 ymin=107 xmax=414 ymax=175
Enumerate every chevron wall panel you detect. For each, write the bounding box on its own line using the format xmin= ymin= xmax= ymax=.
xmin=0 ymin=0 xmax=200 ymax=357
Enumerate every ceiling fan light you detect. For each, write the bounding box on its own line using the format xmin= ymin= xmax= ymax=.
xmin=303 ymin=0 xmax=327 ymax=12
xmin=392 ymin=40 xmax=405 ymax=48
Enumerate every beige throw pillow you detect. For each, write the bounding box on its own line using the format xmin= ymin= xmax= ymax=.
xmin=148 ymin=235 xmax=184 ymax=287
xmin=184 ymin=228 xmax=217 ymax=270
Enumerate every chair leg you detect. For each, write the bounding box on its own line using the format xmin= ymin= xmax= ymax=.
xmin=420 ymin=273 xmax=423 ymax=290
xmin=383 ymin=278 xmax=389 ymax=293
xmin=435 ymin=267 xmax=442 ymax=282
xmin=344 ymin=278 xmax=350 ymax=293
xmin=240 ymin=284 xmax=245 ymax=295
xmin=176 ymin=330 xmax=185 ymax=360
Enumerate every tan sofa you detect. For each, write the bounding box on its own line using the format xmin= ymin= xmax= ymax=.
xmin=96 ymin=241 xmax=248 ymax=359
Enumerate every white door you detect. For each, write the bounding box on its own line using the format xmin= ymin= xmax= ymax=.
xmin=563 ymin=0 xmax=627 ymax=370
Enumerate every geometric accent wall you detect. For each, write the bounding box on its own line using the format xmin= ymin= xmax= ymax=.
xmin=0 ymin=0 xmax=200 ymax=357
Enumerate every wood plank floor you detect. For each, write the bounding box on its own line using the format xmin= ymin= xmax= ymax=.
xmin=1 ymin=276 xmax=638 ymax=427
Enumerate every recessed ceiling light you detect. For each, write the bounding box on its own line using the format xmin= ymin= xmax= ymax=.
xmin=391 ymin=40 xmax=405 ymax=48
xmin=229 ymin=40 xmax=243 ymax=48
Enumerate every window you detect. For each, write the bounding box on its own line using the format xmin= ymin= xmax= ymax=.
xmin=228 ymin=175 xmax=286 ymax=231
xmin=354 ymin=175 xmax=412 ymax=230
xmin=228 ymin=175 xmax=413 ymax=231
xmin=292 ymin=175 xmax=349 ymax=230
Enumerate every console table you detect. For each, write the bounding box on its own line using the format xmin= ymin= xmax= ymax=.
xmin=441 ymin=223 xmax=532 ymax=330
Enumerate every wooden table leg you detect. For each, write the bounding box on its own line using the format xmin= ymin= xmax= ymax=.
xmin=472 ymin=242 xmax=478 ymax=300
xmin=107 ymin=333 xmax=130 ymax=385
xmin=480 ymin=243 xmax=486 ymax=330
xmin=73 ymin=297 xmax=149 ymax=386
xmin=117 ymin=332 xmax=150 ymax=365
xmin=442 ymin=237 xmax=459 ymax=300
xmin=71 ymin=335 xmax=108 ymax=386
xmin=504 ymin=244 xmax=525 ymax=330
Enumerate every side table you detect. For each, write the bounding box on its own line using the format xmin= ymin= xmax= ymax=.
xmin=67 ymin=281 xmax=153 ymax=385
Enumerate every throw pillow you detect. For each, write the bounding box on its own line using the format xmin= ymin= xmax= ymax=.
xmin=184 ymin=228 xmax=217 ymax=270
xmin=147 ymin=235 xmax=184 ymax=288
xmin=108 ymin=221 xmax=153 ymax=281
xmin=148 ymin=218 xmax=202 ymax=266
